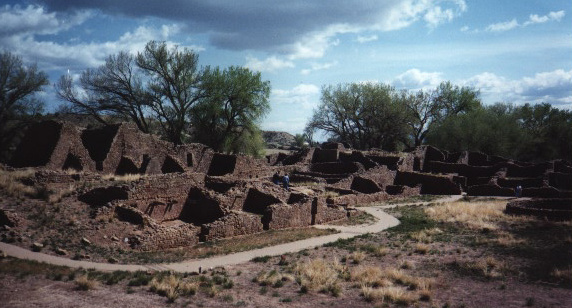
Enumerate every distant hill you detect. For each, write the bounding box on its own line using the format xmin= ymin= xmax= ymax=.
xmin=262 ymin=131 xmax=295 ymax=149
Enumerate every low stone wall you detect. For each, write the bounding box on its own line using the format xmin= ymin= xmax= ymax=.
xmin=394 ymin=171 xmax=461 ymax=195
xmin=329 ymin=191 xmax=389 ymax=206
xmin=140 ymin=222 xmax=201 ymax=251
xmin=201 ymin=211 xmax=264 ymax=241
xmin=467 ymin=184 xmax=514 ymax=196
xmin=505 ymin=198 xmax=572 ymax=221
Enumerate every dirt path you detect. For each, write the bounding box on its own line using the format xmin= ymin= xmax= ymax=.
xmin=0 ymin=195 xmax=463 ymax=272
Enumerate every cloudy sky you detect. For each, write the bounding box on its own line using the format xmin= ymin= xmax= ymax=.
xmin=1 ymin=0 xmax=571 ymax=135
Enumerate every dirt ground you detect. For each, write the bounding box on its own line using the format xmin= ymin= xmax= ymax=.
xmin=2 ymin=199 xmax=571 ymax=308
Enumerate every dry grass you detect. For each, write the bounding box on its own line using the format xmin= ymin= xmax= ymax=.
xmin=409 ymin=227 xmax=442 ymax=243
xmin=254 ymin=270 xmax=294 ymax=287
xmin=550 ymin=267 xmax=572 ymax=284
xmin=0 ymin=167 xmax=37 ymax=198
xmin=456 ymin=256 xmax=508 ymax=279
xmin=294 ymin=258 xmax=346 ymax=296
xmin=361 ymin=285 xmax=417 ymax=304
xmin=348 ymin=251 xmax=366 ymax=264
xmin=321 ymin=191 xmax=341 ymax=198
xmin=413 ymin=243 xmax=430 ymax=254
xmin=101 ymin=173 xmax=144 ymax=182
xmin=372 ymin=246 xmax=390 ymax=257
xmin=74 ymin=274 xmax=99 ymax=291
xmin=425 ymin=200 xmax=531 ymax=230
xmin=149 ymin=275 xmax=198 ymax=302
xmin=351 ymin=265 xmax=433 ymax=303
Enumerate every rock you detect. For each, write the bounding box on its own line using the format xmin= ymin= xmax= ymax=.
xmin=32 ymin=242 xmax=44 ymax=251
xmin=55 ymin=247 xmax=68 ymax=255
xmin=81 ymin=237 xmax=91 ymax=245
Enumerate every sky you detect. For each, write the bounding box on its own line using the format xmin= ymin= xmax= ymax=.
xmin=1 ymin=0 xmax=571 ymax=136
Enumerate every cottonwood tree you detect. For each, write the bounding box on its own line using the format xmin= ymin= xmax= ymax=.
xmin=191 ymin=66 xmax=270 ymax=156
xmin=136 ymin=41 xmax=205 ymax=145
xmin=306 ymin=82 xmax=409 ymax=151
xmin=399 ymin=81 xmax=481 ymax=148
xmin=0 ymin=51 xmax=48 ymax=162
xmin=55 ymin=51 xmax=151 ymax=132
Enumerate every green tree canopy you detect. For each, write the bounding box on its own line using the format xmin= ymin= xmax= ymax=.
xmin=306 ymin=82 xmax=409 ymax=151
xmin=136 ymin=41 xmax=204 ymax=145
xmin=191 ymin=66 xmax=270 ymax=156
xmin=426 ymin=102 xmax=572 ymax=161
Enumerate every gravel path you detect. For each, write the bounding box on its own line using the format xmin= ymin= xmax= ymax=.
xmin=0 ymin=195 xmax=463 ymax=272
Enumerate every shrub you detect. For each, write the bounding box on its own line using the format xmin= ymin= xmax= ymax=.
xmin=75 ymin=274 xmax=98 ymax=291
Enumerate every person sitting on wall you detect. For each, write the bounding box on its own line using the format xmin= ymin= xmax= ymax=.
xmin=272 ymin=172 xmax=281 ymax=185
xmin=282 ymin=173 xmax=290 ymax=191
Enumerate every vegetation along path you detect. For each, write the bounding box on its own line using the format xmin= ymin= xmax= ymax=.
xmin=0 ymin=196 xmax=463 ymax=273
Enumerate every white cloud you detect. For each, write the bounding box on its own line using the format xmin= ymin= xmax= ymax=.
xmin=356 ymin=34 xmax=378 ymax=43
xmin=0 ymin=4 xmax=92 ymax=36
xmin=1 ymin=23 xmax=190 ymax=70
xmin=463 ymin=69 xmax=572 ymax=107
xmin=244 ymin=56 xmax=295 ymax=73
xmin=524 ymin=10 xmax=565 ymax=26
xmin=424 ymin=6 xmax=455 ymax=27
xmin=300 ymin=61 xmax=338 ymax=75
xmin=272 ymin=84 xmax=320 ymax=110
xmin=485 ymin=10 xmax=566 ymax=32
xmin=392 ymin=68 xmax=444 ymax=89
xmin=486 ymin=19 xmax=519 ymax=32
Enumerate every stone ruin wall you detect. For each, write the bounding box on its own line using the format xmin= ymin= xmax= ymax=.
xmin=9 ymin=120 xmax=572 ymax=251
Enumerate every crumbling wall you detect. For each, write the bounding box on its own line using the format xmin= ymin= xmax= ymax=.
xmin=310 ymin=162 xmax=364 ymax=174
xmin=394 ymin=171 xmax=461 ymax=195
xmin=200 ymin=211 xmax=264 ymax=241
xmin=242 ymin=188 xmax=282 ymax=215
xmin=179 ymin=188 xmax=226 ymax=225
xmin=312 ymin=148 xmax=339 ymax=163
xmin=505 ymin=198 xmax=572 ymax=221
xmin=328 ymin=191 xmax=389 ymax=206
xmin=12 ymin=121 xmax=96 ymax=171
xmin=467 ymin=184 xmax=514 ymax=196
xmin=123 ymin=173 xmax=205 ymax=222
xmin=139 ymin=222 xmax=201 ymax=251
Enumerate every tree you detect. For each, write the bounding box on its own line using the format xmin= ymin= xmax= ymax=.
xmin=0 ymin=51 xmax=48 ymax=162
xmin=426 ymin=103 xmax=523 ymax=157
xmin=306 ymin=82 xmax=409 ymax=151
xmin=516 ymin=103 xmax=572 ymax=161
xmin=137 ymin=41 xmax=205 ymax=145
xmin=191 ymin=66 xmax=270 ymax=156
xmin=399 ymin=82 xmax=481 ymax=148
xmin=55 ymin=51 xmax=151 ymax=132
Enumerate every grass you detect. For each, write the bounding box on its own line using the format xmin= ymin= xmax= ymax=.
xmin=95 ymin=227 xmax=338 ymax=264
xmin=425 ymin=200 xmax=531 ymax=230
xmin=352 ymin=265 xmax=432 ymax=304
xmin=294 ymin=257 xmax=346 ymax=296
xmin=253 ymin=269 xmax=294 ymax=287
xmin=75 ymin=274 xmax=99 ymax=290
xmin=149 ymin=275 xmax=199 ymax=302
xmin=451 ymin=256 xmax=509 ymax=279
xmin=0 ymin=167 xmax=38 ymax=198
xmin=329 ymin=210 xmax=377 ymax=226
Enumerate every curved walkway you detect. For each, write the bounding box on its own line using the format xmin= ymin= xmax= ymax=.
xmin=0 ymin=195 xmax=463 ymax=272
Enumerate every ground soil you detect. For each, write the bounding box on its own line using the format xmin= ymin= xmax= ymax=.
xmin=2 ymin=200 xmax=571 ymax=307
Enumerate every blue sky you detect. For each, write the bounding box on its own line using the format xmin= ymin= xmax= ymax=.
xmin=1 ymin=0 xmax=571 ymax=135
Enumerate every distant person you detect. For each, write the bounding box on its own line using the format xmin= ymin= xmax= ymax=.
xmin=272 ymin=172 xmax=280 ymax=185
xmin=515 ymin=185 xmax=522 ymax=197
xmin=282 ymin=173 xmax=290 ymax=191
